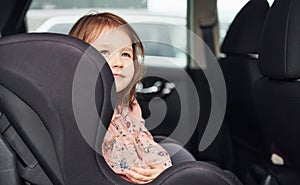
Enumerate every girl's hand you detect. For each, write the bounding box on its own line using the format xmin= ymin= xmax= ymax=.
xmin=125 ymin=164 xmax=166 ymax=184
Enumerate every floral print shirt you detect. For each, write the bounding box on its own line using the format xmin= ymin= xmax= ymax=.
xmin=102 ymin=101 xmax=172 ymax=181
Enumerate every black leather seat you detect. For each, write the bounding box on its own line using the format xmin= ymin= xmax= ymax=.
xmin=0 ymin=33 xmax=243 ymax=185
xmin=254 ymin=0 xmax=300 ymax=178
xmin=219 ymin=0 xmax=269 ymax=180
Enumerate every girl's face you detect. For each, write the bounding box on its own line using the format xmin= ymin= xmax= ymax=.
xmin=91 ymin=29 xmax=135 ymax=93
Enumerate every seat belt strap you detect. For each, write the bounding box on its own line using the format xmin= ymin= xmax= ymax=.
xmin=201 ymin=25 xmax=216 ymax=55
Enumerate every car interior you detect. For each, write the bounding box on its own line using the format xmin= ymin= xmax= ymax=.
xmin=1 ymin=0 xmax=300 ymax=185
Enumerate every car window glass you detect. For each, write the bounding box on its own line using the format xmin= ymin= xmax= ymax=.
xmin=26 ymin=0 xmax=188 ymax=66
xmin=217 ymin=0 xmax=249 ymax=43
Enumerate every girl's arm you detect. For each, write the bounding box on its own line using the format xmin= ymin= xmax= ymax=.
xmin=131 ymin=101 xmax=172 ymax=167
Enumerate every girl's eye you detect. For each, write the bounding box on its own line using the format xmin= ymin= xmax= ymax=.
xmin=99 ymin=50 xmax=110 ymax=57
xmin=121 ymin=52 xmax=132 ymax=58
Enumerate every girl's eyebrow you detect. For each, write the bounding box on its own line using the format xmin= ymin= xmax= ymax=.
xmin=96 ymin=43 xmax=110 ymax=48
xmin=91 ymin=42 xmax=111 ymax=50
xmin=122 ymin=47 xmax=133 ymax=51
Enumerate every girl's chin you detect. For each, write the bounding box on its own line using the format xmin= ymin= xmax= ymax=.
xmin=116 ymin=86 xmax=126 ymax=93
xmin=116 ymin=85 xmax=131 ymax=94
xmin=115 ymin=82 xmax=131 ymax=93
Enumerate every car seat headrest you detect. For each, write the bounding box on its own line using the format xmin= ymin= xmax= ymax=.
xmin=259 ymin=0 xmax=300 ymax=79
xmin=221 ymin=0 xmax=269 ymax=55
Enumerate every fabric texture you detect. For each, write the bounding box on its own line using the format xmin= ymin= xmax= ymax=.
xmin=102 ymin=101 xmax=172 ymax=181
xmin=160 ymin=143 xmax=195 ymax=165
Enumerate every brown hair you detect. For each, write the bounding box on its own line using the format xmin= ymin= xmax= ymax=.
xmin=69 ymin=12 xmax=144 ymax=110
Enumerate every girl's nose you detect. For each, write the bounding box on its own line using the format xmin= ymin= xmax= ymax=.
xmin=109 ymin=53 xmax=123 ymax=68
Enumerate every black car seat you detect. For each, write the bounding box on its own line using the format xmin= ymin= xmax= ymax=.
xmin=0 ymin=33 xmax=116 ymax=185
xmin=219 ymin=0 xmax=269 ymax=180
xmin=0 ymin=33 xmax=243 ymax=185
xmin=0 ymin=0 xmax=31 ymax=37
xmin=253 ymin=0 xmax=300 ymax=183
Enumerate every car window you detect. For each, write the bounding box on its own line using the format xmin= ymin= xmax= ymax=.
xmin=132 ymin=23 xmax=186 ymax=58
xmin=47 ymin=23 xmax=73 ymax=34
xmin=217 ymin=0 xmax=249 ymax=43
xmin=26 ymin=0 xmax=188 ymax=66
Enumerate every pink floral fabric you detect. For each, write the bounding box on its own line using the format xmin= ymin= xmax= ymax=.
xmin=102 ymin=101 xmax=172 ymax=180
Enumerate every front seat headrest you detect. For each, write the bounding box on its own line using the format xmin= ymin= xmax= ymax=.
xmin=259 ymin=0 xmax=300 ymax=79
xmin=221 ymin=0 xmax=269 ymax=55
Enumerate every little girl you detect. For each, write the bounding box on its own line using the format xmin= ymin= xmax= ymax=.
xmin=69 ymin=12 xmax=172 ymax=184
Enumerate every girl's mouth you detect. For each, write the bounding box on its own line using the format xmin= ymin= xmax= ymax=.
xmin=113 ymin=73 xmax=124 ymax=78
